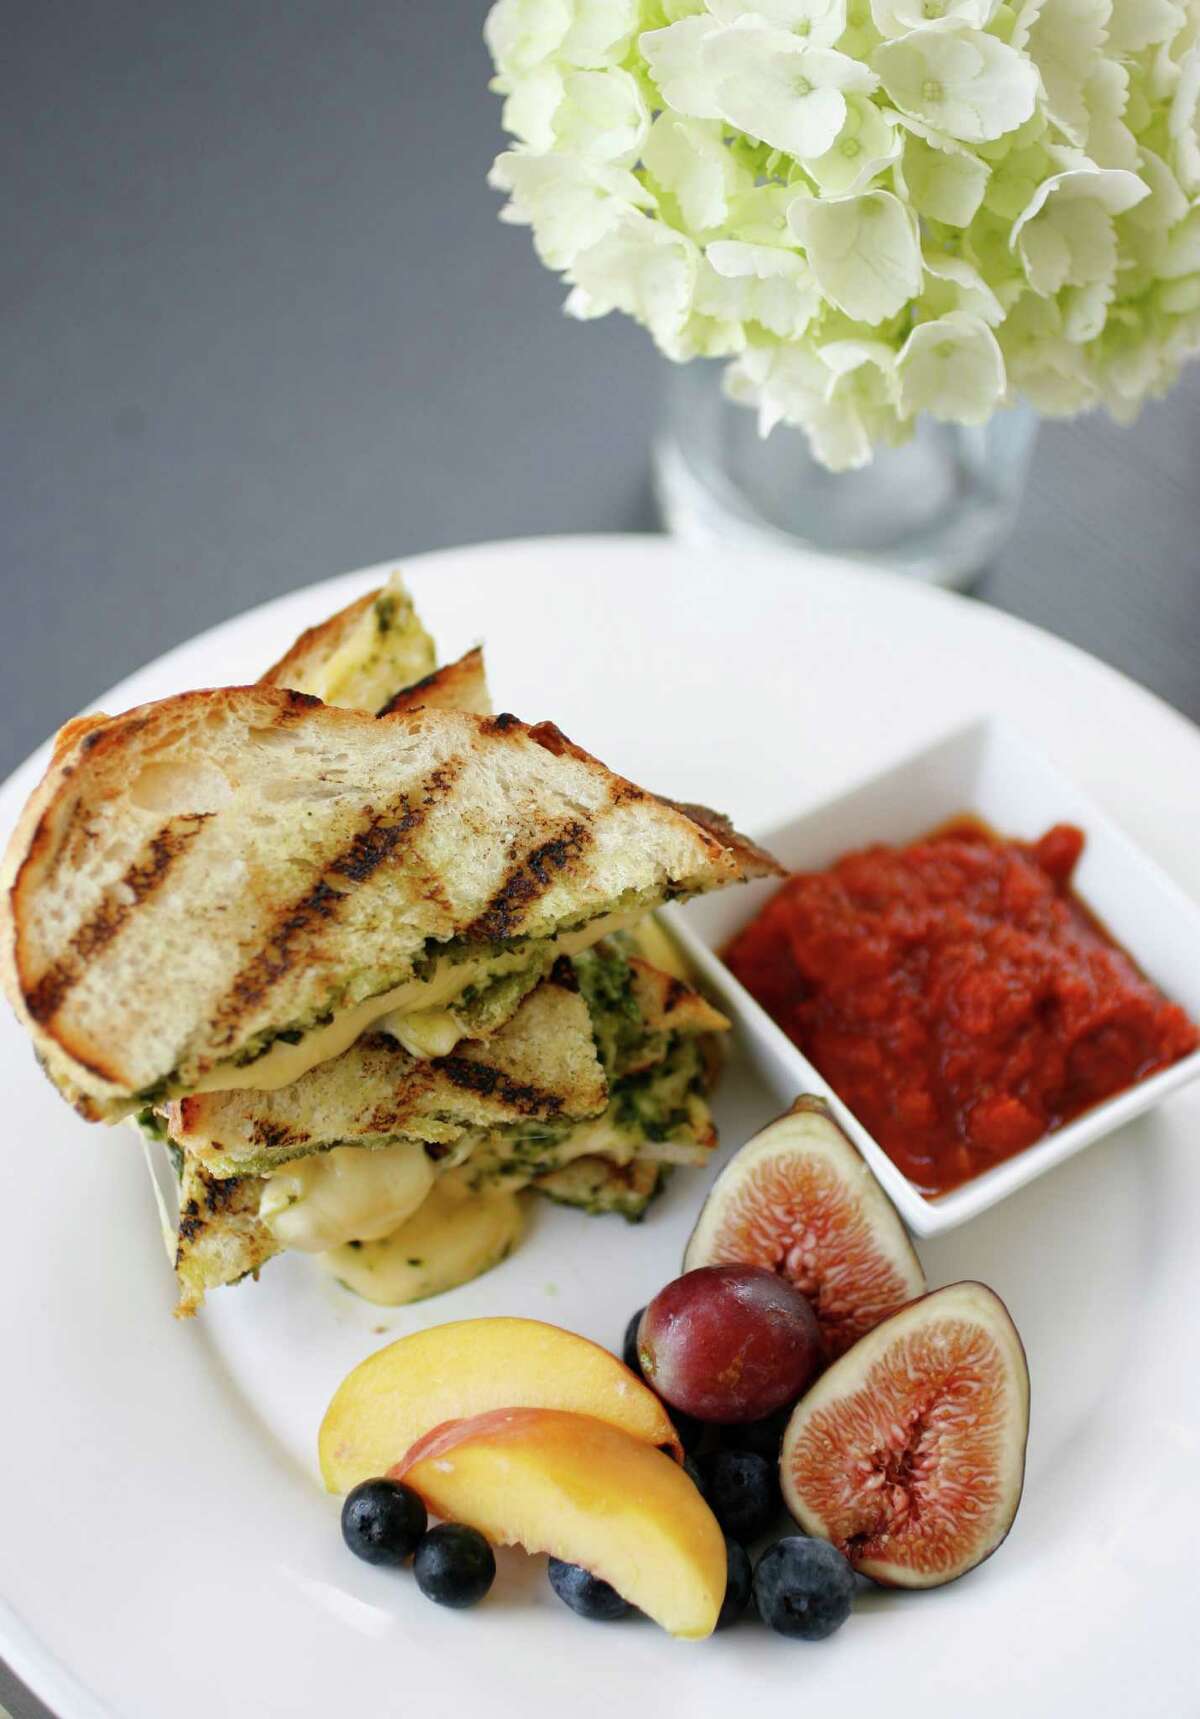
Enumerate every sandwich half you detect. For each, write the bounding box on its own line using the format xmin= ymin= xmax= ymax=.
xmin=163 ymin=934 xmax=728 ymax=1313
xmin=2 ymin=685 xmax=776 ymax=1123
xmin=148 ymin=575 xmax=733 ymax=1311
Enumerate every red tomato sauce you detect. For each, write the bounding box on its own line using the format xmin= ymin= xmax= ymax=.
xmin=724 ymin=820 xmax=1198 ymax=1195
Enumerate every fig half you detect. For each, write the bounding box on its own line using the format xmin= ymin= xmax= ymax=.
xmin=780 ymin=1282 xmax=1030 ymax=1588
xmin=684 ymin=1097 xmax=925 ymax=1359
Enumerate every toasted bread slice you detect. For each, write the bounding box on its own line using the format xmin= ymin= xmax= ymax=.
xmin=169 ymin=968 xmax=607 ymax=1176
xmin=169 ymin=963 xmax=720 ymax=1313
xmin=533 ymin=1156 xmax=664 ymax=1220
xmin=259 ymin=570 xmax=436 ymax=709
xmin=3 ymin=689 xmax=777 ymax=1121
xmin=175 ymin=1156 xmax=279 ymax=1316
xmin=377 ymin=647 xmax=491 ymax=718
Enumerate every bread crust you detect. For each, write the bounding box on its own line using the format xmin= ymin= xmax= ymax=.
xmin=377 ymin=647 xmax=491 ymax=718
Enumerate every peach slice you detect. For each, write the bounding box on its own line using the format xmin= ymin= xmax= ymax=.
xmin=318 ymin=1316 xmax=682 ymax=1492
xmin=393 ymin=1408 xmax=726 ymax=1639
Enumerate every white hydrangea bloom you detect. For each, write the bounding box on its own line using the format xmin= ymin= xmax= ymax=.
xmin=1083 ymin=60 xmax=1140 ymax=171
xmin=558 ymin=0 xmax=640 ymax=67
xmin=548 ymin=69 xmax=649 ymax=164
xmin=486 ymin=0 xmax=1200 ymax=467
xmin=803 ymin=95 xmax=901 ymax=194
xmin=643 ymin=113 xmax=751 ymax=231
xmin=870 ymin=0 xmax=1000 ymax=40
xmin=1169 ymin=49 xmax=1200 ymax=194
xmin=565 ymin=210 xmax=700 ymax=358
xmin=500 ymin=63 xmax=564 ymax=152
xmin=706 ymin=238 xmax=823 ymax=335
xmin=726 ymin=340 xmax=902 ymax=467
xmin=708 ymin=0 xmax=850 ymax=48
xmin=639 ymin=16 xmax=725 ymax=117
xmin=1015 ymin=0 xmax=1107 ymax=144
xmin=485 ymin=0 xmax=572 ymax=80
xmin=921 ymin=248 xmax=1006 ymax=321
xmin=489 ymin=151 xmax=652 ymax=269
xmin=1011 ymin=166 xmax=1149 ymax=295
xmin=896 ymin=313 xmax=1007 ymax=419
xmin=701 ymin=25 xmax=880 ymax=158
xmin=789 ymin=190 xmax=923 ymax=321
xmin=873 ymin=27 xmax=1039 ymax=143
xmin=1105 ymin=0 xmax=1183 ymax=55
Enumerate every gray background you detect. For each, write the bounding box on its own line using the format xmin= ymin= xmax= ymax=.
xmin=2 ymin=1 xmax=1198 ymax=1713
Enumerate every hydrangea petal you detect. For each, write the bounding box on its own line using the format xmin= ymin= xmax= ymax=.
xmin=679 ymin=260 xmax=748 ymax=356
xmin=922 ymin=249 xmax=1006 ymax=321
xmin=501 ymin=64 xmax=565 ymax=151
xmin=789 ymin=189 xmax=923 ymax=320
xmin=724 ymin=184 xmax=813 ymax=246
xmin=702 ymin=26 xmax=878 ymax=158
xmin=705 ymin=241 xmax=822 ymax=334
xmin=552 ymin=69 xmax=649 ymax=163
xmin=1106 ymin=0 xmax=1184 ymax=54
xmin=817 ymin=345 xmax=906 ymax=468
xmin=895 ymin=117 xmax=991 ymax=223
xmin=566 ymin=211 xmax=699 ymax=356
xmin=1169 ymin=50 xmax=1200 ymax=196
xmin=707 ymin=0 xmax=849 ymax=48
xmin=485 ymin=0 xmax=571 ymax=80
xmin=644 ymin=114 xmax=751 ymax=231
xmin=897 ymin=313 xmax=1006 ymax=420
xmin=640 ymin=16 xmax=725 ymax=117
xmin=1061 ymin=279 xmax=1113 ymax=342
xmin=1012 ymin=167 xmax=1150 ymax=293
xmin=489 ymin=150 xmax=653 ymax=269
xmin=804 ymin=94 xmax=901 ymax=193
xmin=873 ymin=26 xmax=1040 ymax=144
xmin=559 ymin=0 xmax=640 ymax=67
xmin=1162 ymin=207 xmax=1200 ymax=278
xmin=870 ymin=0 xmax=1000 ymax=40
xmin=1083 ymin=60 xmax=1139 ymax=171
xmin=998 ymin=291 xmax=1099 ymax=412
xmin=1018 ymin=0 xmax=1108 ymax=144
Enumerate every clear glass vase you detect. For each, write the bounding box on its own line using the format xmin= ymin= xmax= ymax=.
xmin=653 ymin=360 xmax=1038 ymax=590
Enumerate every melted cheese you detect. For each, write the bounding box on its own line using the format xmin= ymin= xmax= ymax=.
xmin=258 ymin=1140 xmax=435 ymax=1253
xmin=319 ymin=1173 xmax=523 ymax=1305
xmin=184 ymin=909 xmax=648 ymax=1096
xmin=627 ymin=914 xmax=691 ymax=983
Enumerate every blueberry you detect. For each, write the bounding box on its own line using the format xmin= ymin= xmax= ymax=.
xmin=682 ymin=1455 xmax=707 ymax=1496
xmin=341 ymin=1478 xmax=427 ymax=1567
xmin=413 ymin=1523 xmax=496 ymax=1609
xmin=721 ymin=1403 xmax=793 ymax=1461
xmin=753 ymin=1537 xmax=855 ymax=1641
xmin=699 ymin=1449 xmax=780 ymax=1541
xmin=622 ymin=1308 xmax=645 ymax=1373
xmin=548 ymin=1557 xmax=630 ymax=1621
xmin=715 ymin=1538 xmax=753 ymax=1630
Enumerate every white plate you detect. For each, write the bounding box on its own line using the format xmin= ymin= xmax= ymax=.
xmin=670 ymin=714 xmax=1200 ymax=1234
xmin=2 ymin=536 xmax=1198 ymax=1719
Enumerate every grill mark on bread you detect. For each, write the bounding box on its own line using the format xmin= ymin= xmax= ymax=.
xmin=247 ymin=1118 xmax=311 ymax=1153
xmin=207 ymin=760 xmax=463 ymax=1048
xmin=378 ymin=672 xmax=437 ymax=715
xmin=433 ymin=1054 xmax=566 ymax=1119
xmin=465 ymin=820 xmax=592 ymax=942
xmin=24 ymin=814 xmax=212 ymax=1024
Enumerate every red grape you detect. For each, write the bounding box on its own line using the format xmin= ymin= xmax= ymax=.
xmin=637 ymin=1265 xmax=822 ymax=1424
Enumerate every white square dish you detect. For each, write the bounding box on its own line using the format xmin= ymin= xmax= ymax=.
xmin=668 ymin=714 xmax=1200 ymax=1236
